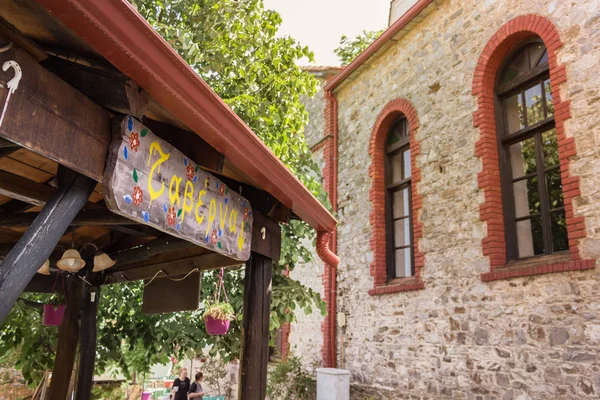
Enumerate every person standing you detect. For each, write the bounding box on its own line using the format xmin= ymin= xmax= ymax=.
xmin=188 ymin=371 xmax=205 ymax=399
xmin=171 ymin=368 xmax=190 ymax=400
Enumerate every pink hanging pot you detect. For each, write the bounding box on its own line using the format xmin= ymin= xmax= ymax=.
xmin=43 ymin=304 xmax=65 ymax=326
xmin=203 ymin=269 xmax=233 ymax=335
xmin=43 ymin=273 xmax=66 ymax=326
xmin=204 ymin=316 xmax=231 ymax=335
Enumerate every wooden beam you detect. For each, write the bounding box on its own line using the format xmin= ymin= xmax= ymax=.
xmin=0 ymin=36 xmax=111 ymax=181
xmin=75 ymin=271 xmax=101 ymax=400
xmin=23 ymin=274 xmax=60 ymax=294
xmin=0 ymin=170 xmax=55 ymax=206
xmin=108 ymin=236 xmax=198 ymax=269
xmin=0 ymin=168 xmax=96 ymax=324
xmin=42 ymin=56 xmax=133 ymax=116
xmin=239 ymin=252 xmax=272 ymax=400
xmin=107 ymin=251 xmax=239 ymax=283
xmin=0 ymin=137 xmax=19 ymax=149
xmin=0 ymin=208 xmax=136 ymax=228
xmin=251 ymin=212 xmax=281 ymax=261
xmin=0 ymin=200 xmax=34 ymax=214
xmin=144 ymin=118 xmax=224 ymax=173
xmin=48 ymin=276 xmax=83 ymax=400
xmin=0 ymin=17 xmax=47 ymax=62
xmin=39 ymin=58 xmax=225 ymax=174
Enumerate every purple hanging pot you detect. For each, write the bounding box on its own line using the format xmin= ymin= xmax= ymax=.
xmin=43 ymin=304 xmax=65 ymax=326
xmin=204 ymin=316 xmax=230 ymax=335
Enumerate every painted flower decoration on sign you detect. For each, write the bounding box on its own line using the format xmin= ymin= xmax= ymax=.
xmin=132 ymin=186 xmax=143 ymax=206
xmin=210 ymin=229 xmax=218 ymax=245
xmin=167 ymin=206 xmax=176 ymax=226
xmin=243 ymin=208 xmax=249 ymax=221
xmin=129 ymin=132 xmax=140 ymax=152
xmin=186 ymin=164 xmax=195 ymax=181
xmin=219 ymin=184 xmax=225 ymax=197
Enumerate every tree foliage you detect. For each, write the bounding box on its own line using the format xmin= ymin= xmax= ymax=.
xmin=334 ymin=30 xmax=384 ymax=65
xmin=0 ymin=0 xmax=328 ymax=384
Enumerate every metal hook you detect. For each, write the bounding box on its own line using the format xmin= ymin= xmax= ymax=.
xmin=0 ymin=60 xmax=22 ymax=128
xmin=2 ymin=60 xmax=22 ymax=94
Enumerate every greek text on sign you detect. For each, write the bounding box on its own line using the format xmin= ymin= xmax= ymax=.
xmin=103 ymin=116 xmax=252 ymax=261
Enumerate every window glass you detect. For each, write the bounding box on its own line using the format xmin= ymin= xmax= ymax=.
xmin=394 ymin=218 xmax=411 ymax=247
xmin=524 ymin=83 xmax=544 ymax=126
xmin=390 ymin=152 xmax=403 ymax=183
xmin=550 ymin=211 xmax=568 ymax=252
xmin=516 ymin=216 xmax=545 ymax=258
xmin=403 ymin=149 xmax=411 ymax=179
xmin=504 ymin=94 xmax=524 ymax=134
xmin=393 ymin=189 xmax=410 ymax=218
xmin=512 ymin=177 xmax=540 ymax=218
xmin=394 ymin=248 xmax=412 ymax=278
xmin=509 ymin=137 xmax=536 ymax=179
xmin=500 ymin=48 xmax=529 ymax=84
xmin=387 ymin=118 xmax=408 ymax=146
xmin=546 ymin=168 xmax=564 ymax=210
xmin=528 ymin=43 xmax=546 ymax=68
xmin=544 ymin=79 xmax=554 ymax=117
xmin=542 ymin=129 xmax=558 ymax=167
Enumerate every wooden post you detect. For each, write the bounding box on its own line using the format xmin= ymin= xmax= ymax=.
xmin=75 ymin=272 xmax=101 ymax=400
xmin=239 ymin=252 xmax=273 ymax=400
xmin=48 ymin=275 xmax=83 ymax=400
xmin=0 ymin=169 xmax=97 ymax=324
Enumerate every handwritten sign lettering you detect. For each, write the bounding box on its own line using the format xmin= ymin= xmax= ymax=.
xmin=103 ymin=116 xmax=252 ymax=261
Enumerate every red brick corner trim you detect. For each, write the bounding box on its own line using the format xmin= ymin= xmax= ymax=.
xmin=368 ymin=98 xmax=425 ymax=295
xmin=473 ymin=14 xmax=593 ymax=280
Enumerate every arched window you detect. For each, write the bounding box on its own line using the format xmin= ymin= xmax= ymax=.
xmin=385 ymin=117 xmax=413 ymax=278
xmin=496 ymin=40 xmax=567 ymax=260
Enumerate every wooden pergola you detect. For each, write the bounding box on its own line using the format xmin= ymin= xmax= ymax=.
xmin=0 ymin=1 xmax=338 ymax=399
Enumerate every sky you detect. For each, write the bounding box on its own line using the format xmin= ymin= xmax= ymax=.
xmin=262 ymin=0 xmax=390 ymax=66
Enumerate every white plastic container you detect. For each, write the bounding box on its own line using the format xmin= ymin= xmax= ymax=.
xmin=316 ymin=368 xmax=350 ymax=400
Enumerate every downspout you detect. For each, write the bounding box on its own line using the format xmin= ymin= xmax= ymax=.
xmin=316 ymin=231 xmax=339 ymax=368
xmin=319 ymin=88 xmax=339 ymax=368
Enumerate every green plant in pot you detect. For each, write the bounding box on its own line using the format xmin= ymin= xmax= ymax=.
xmin=203 ymin=302 xmax=234 ymax=335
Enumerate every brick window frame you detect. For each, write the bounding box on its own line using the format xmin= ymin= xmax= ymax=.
xmin=368 ymin=99 xmax=425 ymax=295
xmin=472 ymin=15 xmax=595 ymax=282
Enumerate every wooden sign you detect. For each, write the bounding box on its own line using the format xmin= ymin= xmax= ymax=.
xmin=103 ymin=116 xmax=253 ymax=261
xmin=142 ymin=271 xmax=201 ymax=314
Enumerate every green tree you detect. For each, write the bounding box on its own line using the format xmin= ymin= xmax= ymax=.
xmin=334 ymin=30 xmax=384 ymax=65
xmin=0 ymin=0 xmax=327 ymax=384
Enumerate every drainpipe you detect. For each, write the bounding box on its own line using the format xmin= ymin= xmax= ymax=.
xmin=319 ymin=88 xmax=339 ymax=368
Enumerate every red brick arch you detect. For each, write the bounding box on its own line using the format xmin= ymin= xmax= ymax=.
xmin=473 ymin=15 xmax=594 ymax=281
xmin=368 ymin=99 xmax=425 ymax=295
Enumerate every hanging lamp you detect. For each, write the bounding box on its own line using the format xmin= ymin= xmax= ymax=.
xmin=84 ymin=243 xmax=116 ymax=272
xmin=57 ymin=248 xmax=86 ymax=272
xmin=57 ymin=228 xmax=85 ymax=273
xmin=37 ymin=259 xmax=50 ymax=275
xmin=93 ymin=252 xmax=116 ymax=272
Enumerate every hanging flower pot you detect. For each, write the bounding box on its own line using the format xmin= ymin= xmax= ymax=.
xmin=204 ymin=315 xmax=231 ymax=335
xmin=203 ymin=301 xmax=234 ymax=336
xmin=42 ymin=304 xmax=65 ymax=326
xmin=204 ymin=269 xmax=234 ymax=335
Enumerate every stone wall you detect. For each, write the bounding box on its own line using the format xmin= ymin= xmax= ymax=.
xmin=290 ymin=0 xmax=600 ymax=398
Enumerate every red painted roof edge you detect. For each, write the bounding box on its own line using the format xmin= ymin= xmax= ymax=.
xmin=324 ymin=0 xmax=435 ymax=92
xmin=37 ymin=0 xmax=336 ymax=232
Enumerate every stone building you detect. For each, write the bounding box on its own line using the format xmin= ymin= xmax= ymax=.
xmin=289 ymin=0 xmax=600 ymax=398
